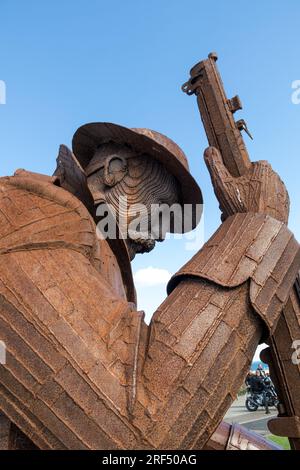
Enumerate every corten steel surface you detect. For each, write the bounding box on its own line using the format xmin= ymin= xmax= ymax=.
xmin=183 ymin=53 xmax=300 ymax=449
xmin=72 ymin=123 xmax=203 ymax=225
xmin=182 ymin=52 xmax=252 ymax=177
xmin=260 ymin=281 xmax=300 ymax=450
xmin=0 ymin=54 xmax=299 ymax=450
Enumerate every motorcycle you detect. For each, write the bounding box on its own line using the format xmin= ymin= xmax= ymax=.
xmin=245 ymin=377 xmax=279 ymax=412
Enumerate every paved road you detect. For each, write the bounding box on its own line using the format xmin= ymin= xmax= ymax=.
xmin=224 ymin=395 xmax=277 ymax=437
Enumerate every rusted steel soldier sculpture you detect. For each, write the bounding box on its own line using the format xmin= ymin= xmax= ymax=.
xmin=0 ymin=54 xmax=299 ymax=450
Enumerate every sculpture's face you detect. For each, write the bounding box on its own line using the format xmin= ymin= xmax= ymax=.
xmin=87 ymin=143 xmax=181 ymax=259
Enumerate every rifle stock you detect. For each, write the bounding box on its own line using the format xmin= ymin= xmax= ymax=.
xmin=182 ymin=52 xmax=251 ymax=177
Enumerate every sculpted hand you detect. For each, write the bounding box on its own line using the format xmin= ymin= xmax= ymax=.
xmin=204 ymin=146 xmax=290 ymax=224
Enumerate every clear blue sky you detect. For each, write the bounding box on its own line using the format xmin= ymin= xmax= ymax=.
xmin=0 ymin=0 xmax=299 ymax=320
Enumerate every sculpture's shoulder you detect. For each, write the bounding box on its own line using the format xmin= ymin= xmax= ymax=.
xmin=0 ymin=170 xmax=136 ymax=303
xmin=168 ymin=212 xmax=300 ymax=332
xmin=0 ymin=170 xmax=98 ymax=262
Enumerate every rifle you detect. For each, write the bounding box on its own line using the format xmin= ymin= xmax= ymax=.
xmin=183 ymin=53 xmax=300 ymax=450
xmin=182 ymin=52 xmax=252 ymax=177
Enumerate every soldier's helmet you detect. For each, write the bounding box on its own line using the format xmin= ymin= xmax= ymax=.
xmin=72 ymin=122 xmax=203 ymax=232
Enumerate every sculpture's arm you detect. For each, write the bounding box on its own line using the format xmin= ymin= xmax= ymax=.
xmin=0 ymin=244 xmax=145 ymax=449
xmin=134 ymin=211 xmax=300 ymax=449
xmin=202 ymin=146 xmax=300 ymax=448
